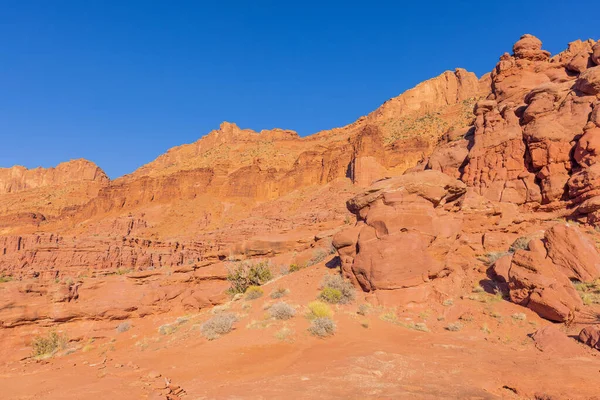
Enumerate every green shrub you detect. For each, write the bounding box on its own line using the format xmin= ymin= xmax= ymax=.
xmin=201 ymin=313 xmax=237 ymax=340
xmin=269 ymin=302 xmax=296 ymax=320
xmin=288 ymin=264 xmax=301 ymax=273
xmin=307 ymin=301 xmax=332 ymax=319
xmin=226 ymin=261 xmax=273 ymax=294
xmin=245 ymin=285 xmax=264 ymax=300
xmin=308 ymin=317 xmax=336 ymax=337
xmin=319 ymin=287 xmax=343 ymax=303
xmin=0 ymin=275 xmax=12 ymax=283
xmin=32 ymin=331 xmax=68 ymax=357
xmin=319 ymin=274 xmax=355 ymax=304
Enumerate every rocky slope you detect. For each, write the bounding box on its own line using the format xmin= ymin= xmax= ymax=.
xmin=2 ymin=34 xmax=600 ymax=399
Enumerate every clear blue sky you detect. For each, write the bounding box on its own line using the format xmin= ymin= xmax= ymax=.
xmin=1 ymin=0 xmax=598 ymax=178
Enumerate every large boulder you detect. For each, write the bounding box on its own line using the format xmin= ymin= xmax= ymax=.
xmin=579 ymin=325 xmax=600 ymax=351
xmin=507 ymin=239 xmax=582 ymax=322
xmin=334 ymin=170 xmax=466 ymax=304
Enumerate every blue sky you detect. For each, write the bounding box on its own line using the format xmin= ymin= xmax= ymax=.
xmin=1 ymin=0 xmax=598 ymax=178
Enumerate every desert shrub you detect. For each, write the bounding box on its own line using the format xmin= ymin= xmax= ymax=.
xmin=357 ymin=303 xmax=371 ymax=316
xmin=269 ymin=302 xmax=296 ymax=320
xmin=308 ymin=317 xmax=336 ymax=337
xmin=201 ymin=313 xmax=238 ymax=340
xmin=274 ymin=326 xmax=294 ymax=341
xmin=245 ymin=285 xmax=264 ymax=300
xmin=116 ymin=322 xmax=131 ymax=333
xmin=411 ymin=322 xmax=429 ymax=332
xmin=307 ymin=301 xmax=332 ymax=319
xmin=511 ymin=313 xmax=527 ymax=321
xmin=482 ymin=251 xmax=510 ymax=266
xmin=226 ymin=260 xmax=272 ymax=294
xmin=270 ymin=287 xmax=290 ymax=299
xmin=319 ymin=287 xmax=342 ymax=304
xmin=158 ymin=323 xmax=177 ymax=335
xmin=445 ymin=322 xmax=463 ymax=332
xmin=0 ymin=274 xmax=12 ymax=283
xmin=573 ymin=279 xmax=600 ymax=305
xmin=306 ymin=248 xmax=332 ymax=267
xmin=509 ymin=237 xmax=530 ymax=252
xmin=32 ymin=331 xmax=68 ymax=357
xmin=319 ymin=274 xmax=355 ymax=304
xmin=288 ymin=264 xmax=301 ymax=273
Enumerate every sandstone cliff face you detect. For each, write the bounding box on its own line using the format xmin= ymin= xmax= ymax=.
xmin=0 ymin=159 xmax=108 ymax=194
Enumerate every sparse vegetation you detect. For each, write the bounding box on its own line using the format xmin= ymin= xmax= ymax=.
xmin=445 ymin=322 xmax=463 ymax=332
xmin=269 ymin=302 xmax=296 ymax=320
xmin=226 ymin=260 xmax=272 ymax=294
xmin=201 ymin=313 xmax=237 ymax=340
xmin=116 ymin=322 xmax=131 ymax=333
xmin=274 ymin=326 xmax=294 ymax=342
xmin=573 ymin=279 xmax=600 ymax=305
xmin=357 ymin=303 xmax=372 ymax=316
xmin=306 ymin=246 xmax=336 ymax=267
xmin=307 ymin=301 xmax=333 ymax=319
xmin=270 ymin=287 xmax=290 ymax=299
xmin=511 ymin=313 xmax=527 ymax=321
xmin=319 ymin=274 xmax=355 ymax=304
xmin=308 ymin=317 xmax=336 ymax=337
xmin=288 ymin=264 xmax=301 ymax=273
xmin=32 ymin=331 xmax=68 ymax=357
xmin=319 ymin=287 xmax=343 ymax=303
xmin=408 ymin=322 xmax=429 ymax=332
xmin=442 ymin=299 xmax=454 ymax=306
xmin=509 ymin=237 xmax=531 ymax=252
xmin=245 ymin=285 xmax=264 ymax=300
xmin=481 ymin=251 xmax=510 ymax=266
xmin=158 ymin=323 xmax=177 ymax=335
xmin=0 ymin=274 xmax=12 ymax=283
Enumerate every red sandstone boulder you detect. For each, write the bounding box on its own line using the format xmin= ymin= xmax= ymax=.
xmin=579 ymin=325 xmax=600 ymax=351
xmin=544 ymin=224 xmax=600 ymax=281
xmin=507 ymin=239 xmax=582 ymax=322
xmin=532 ymin=325 xmax=588 ymax=356
xmin=335 ymin=170 xmax=466 ymax=303
xmin=576 ymin=66 xmax=600 ymax=95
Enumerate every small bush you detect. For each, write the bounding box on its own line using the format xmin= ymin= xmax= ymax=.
xmin=306 ymin=249 xmax=328 ymax=266
xmin=357 ymin=303 xmax=371 ymax=316
xmin=32 ymin=331 xmax=68 ymax=357
xmin=307 ymin=301 xmax=332 ymax=319
xmin=227 ymin=261 xmax=272 ymax=294
xmin=511 ymin=313 xmax=526 ymax=321
xmin=274 ymin=327 xmax=294 ymax=341
xmin=270 ymin=287 xmax=289 ymax=299
xmin=201 ymin=313 xmax=237 ymax=340
xmin=288 ymin=264 xmax=301 ymax=273
xmin=319 ymin=274 xmax=355 ymax=304
xmin=409 ymin=322 xmax=429 ymax=332
xmin=245 ymin=285 xmax=264 ymax=300
xmin=116 ymin=322 xmax=131 ymax=333
xmin=308 ymin=317 xmax=336 ymax=337
xmin=509 ymin=237 xmax=530 ymax=252
xmin=483 ymin=252 xmax=510 ymax=266
xmin=0 ymin=274 xmax=12 ymax=283
xmin=319 ymin=287 xmax=343 ymax=304
xmin=158 ymin=324 xmax=177 ymax=335
xmin=445 ymin=322 xmax=463 ymax=332
xmin=442 ymin=299 xmax=454 ymax=306
xmin=269 ymin=302 xmax=296 ymax=320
